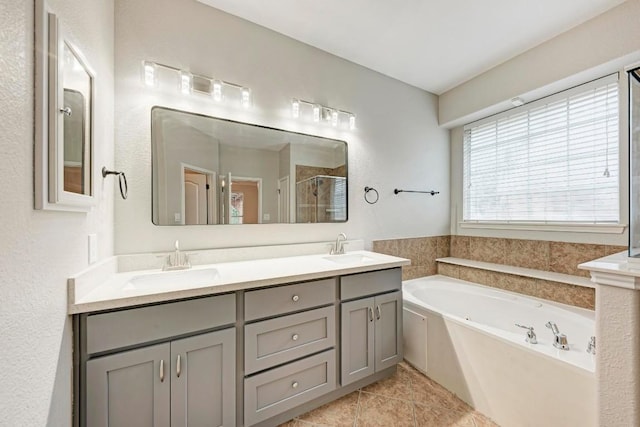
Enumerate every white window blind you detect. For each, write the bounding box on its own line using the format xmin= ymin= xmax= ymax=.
xmin=463 ymin=74 xmax=619 ymax=224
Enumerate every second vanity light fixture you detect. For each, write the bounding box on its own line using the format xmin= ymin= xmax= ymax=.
xmin=142 ymin=61 xmax=252 ymax=109
xmin=291 ymin=98 xmax=356 ymax=130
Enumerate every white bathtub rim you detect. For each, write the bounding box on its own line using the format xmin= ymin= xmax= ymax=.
xmin=404 ymin=274 xmax=595 ymax=319
xmin=402 ymin=275 xmax=595 ymax=374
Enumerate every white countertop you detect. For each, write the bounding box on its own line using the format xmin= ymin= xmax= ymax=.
xmin=68 ymin=248 xmax=410 ymax=314
xmin=578 ymin=251 xmax=640 ymax=290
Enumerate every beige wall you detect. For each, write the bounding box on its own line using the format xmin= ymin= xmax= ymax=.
xmin=114 ymin=0 xmax=450 ymax=254
xmin=0 ymin=0 xmax=114 ymax=425
xmin=442 ymin=1 xmax=640 ymax=245
xmin=439 ymin=0 xmax=640 ymax=128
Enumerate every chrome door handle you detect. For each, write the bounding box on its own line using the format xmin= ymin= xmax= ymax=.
xmin=292 ymin=334 xmax=299 ymax=341
xmin=368 ymin=307 xmax=374 ymax=322
xmin=292 ymin=295 xmax=299 ymax=302
xmin=159 ymin=359 xmax=165 ymax=382
xmin=176 ymin=354 xmax=181 ymax=378
xmin=375 ymin=305 xmax=381 ymax=320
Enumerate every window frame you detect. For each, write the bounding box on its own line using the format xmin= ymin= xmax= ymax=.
xmin=459 ymin=73 xmax=626 ymax=234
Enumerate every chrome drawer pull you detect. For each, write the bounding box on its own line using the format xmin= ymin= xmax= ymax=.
xmin=292 ymin=334 xmax=299 ymax=341
xmin=375 ymin=305 xmax=381 ymax=320
xmin=159 ymin=359 xmax=165 ymax=382
xmin=368 ymin=307 xmax=374 ymax=322
xmin=292 ymin=295 xmax=300 ymax=302
xmin=292 ymin=381 xmax=299 ymax=389
xmin=176 ymin=354 xmax=181 ymax=378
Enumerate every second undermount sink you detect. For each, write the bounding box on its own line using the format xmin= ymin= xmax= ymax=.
xmin=123 ymin=267 xmax=221 ymax=291
xmin=323 ymin=254 xmax=375 ymax=264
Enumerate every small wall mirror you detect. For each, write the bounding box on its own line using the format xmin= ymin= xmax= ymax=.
xmin=35 ymin=1 xmax=95 ymax=211
xmin=151 ymin=107 xmax=348 ymax=225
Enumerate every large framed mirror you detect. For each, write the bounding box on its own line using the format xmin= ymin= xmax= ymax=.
xmin=152 ymin=107 xmax=348 ymax=225
xmin=35 ymin=1 xmax=95 ymax=211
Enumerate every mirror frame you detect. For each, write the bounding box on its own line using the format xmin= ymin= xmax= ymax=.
xmin=151 ymin=106 xmax=349 ymax=225
xmin=35 ymin=0 xmax=96 ymax=212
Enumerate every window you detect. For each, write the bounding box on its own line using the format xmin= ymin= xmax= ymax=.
xmin=463 ymin=74 xmax=619 ymax=225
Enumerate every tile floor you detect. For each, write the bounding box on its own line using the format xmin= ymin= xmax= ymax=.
xmin=279 ymin=361 xmax=499 ymax=427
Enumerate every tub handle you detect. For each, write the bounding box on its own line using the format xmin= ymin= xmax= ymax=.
xmin=375 ymin=305 xmax=381 ymax=320
xmin=368 ymin=307 xmax=374 ymax=322
xmin=515 ymin=324 xmax=538 ymax=344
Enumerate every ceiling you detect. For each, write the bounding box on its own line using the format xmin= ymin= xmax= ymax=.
xmin=197 ymin=0 xmax=626 ymax=94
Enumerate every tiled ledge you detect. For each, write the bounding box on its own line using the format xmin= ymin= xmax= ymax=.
xmin=436 ymin=257 xmax=594 ymax=289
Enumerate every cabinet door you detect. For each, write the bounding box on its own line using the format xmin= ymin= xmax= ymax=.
xmin=341 ymin=297 xmax=375 ymax=386
xmin=86 ymin=343 xmax=170 ymax=427
xmin=374 ymin=291 xmax=403 ymax=371
xmin=171 ymin=328 xmax=236 ymax=427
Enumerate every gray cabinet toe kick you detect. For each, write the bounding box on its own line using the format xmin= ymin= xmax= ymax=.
xmin=74 ymin=267 xmax=402 ymax=427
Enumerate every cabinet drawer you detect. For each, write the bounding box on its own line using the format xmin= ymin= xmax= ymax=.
xmin=340 ymin=268 xmax=401 ymax=301
xmin=244 ymin=350 xmax=336 ymax=426
xmin=86 ymin=293 xmax=236 ymax=354
xmin=245 ymin=279 xmax=336 ymax=321
xmin=245 ymin=306 xmax=335 ymax=374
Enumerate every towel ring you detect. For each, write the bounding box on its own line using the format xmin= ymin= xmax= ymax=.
xmin=364 ymin=186 xmax=379 ymax=204
xmin=102 ymin=167 xmax=128 ymax=200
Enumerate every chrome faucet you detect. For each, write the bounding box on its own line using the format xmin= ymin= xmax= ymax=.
xmin=515 ymin=324 xmax=537 ymax=344
xmin=546 ymin=321 xmax=569 ymax=350
xmin=162 ymin=240 xmax=191 ymax=271
xmin=587 ymin=336 xmax=596 ymax=355
xmin=330 ymin=233 xmax=347 ymax=255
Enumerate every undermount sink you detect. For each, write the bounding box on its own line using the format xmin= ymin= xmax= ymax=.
xmin=323 ymin=254 xmax=375 ymax=264
xmin=123 ymin=268 xmax=221 ymax=290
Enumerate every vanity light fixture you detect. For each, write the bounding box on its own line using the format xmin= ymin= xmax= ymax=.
xmin=241 ymin=87 xmax=251 ymax=109
xmin=292 ymin=98 xmax=356 ymax=130
xmin=141 ymin=61 xmax=252 ymax=108
xmin=331 ymin=110 xmax=339 ymax=127
xmin=292 ymin=99 xmax=300 ymax=118
xmin=143 ymin=61 xmax=158 ymax=87
xmin=179 ymin=71 xmax=192 ymax=95
xmin=212 ymin=80 xmax=223 ymax=102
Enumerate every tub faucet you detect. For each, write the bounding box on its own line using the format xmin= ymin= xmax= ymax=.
xmin=515 ymin=324 xmax=537 ymax=344
xmin=162 ymin=240 xmax=191 ymax=271
xmin=546 ymin=321 xmax=569 ymax=350
xmin=330 ymin=233 xmax=347 ymax=255
xmin=587 ymin=336 xmax=596 ymax=355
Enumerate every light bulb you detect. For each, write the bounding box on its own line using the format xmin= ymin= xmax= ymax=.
xmin=331 ymin=110 xmax=339 ymax=127
xmin=313 ymin=104 xmax=320 ymax=122
xmin=349 ymin=115 xmax=356 ymax=130
xmin=212 ymin=80 xmax=222 ymax=102
xmin=292 ymin=99 xmax=300 ymax=118
xmin=142 ymin=61 xmax=157 ymax=87
xmin=179 ymin=71 xmax=192 ymax=95
xmin=241 ymin=87 xmax=251 ymax=109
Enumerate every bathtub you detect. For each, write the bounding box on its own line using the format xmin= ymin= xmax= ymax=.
xmin=403 ymin=275 xmax=596 ymax=427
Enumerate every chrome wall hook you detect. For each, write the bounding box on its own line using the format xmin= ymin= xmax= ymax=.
xmin=102 ymin=167 xmax=128 ymax=200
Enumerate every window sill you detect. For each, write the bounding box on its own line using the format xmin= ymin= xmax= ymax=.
xmin=459 ymin=221 xmax=627 ymax=234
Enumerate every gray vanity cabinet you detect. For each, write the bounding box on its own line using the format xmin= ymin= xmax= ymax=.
xmin=86 ymin=343 xmax=170 ymax=427
xmin=81 ymin=294 xmax=236 ymax=427
xmin=340 ymin=268 xmax=403 ymax=386
xmin=86 ymin=328 xmax=235 ymax=427
xmin=340 ymin=297 xmax=375 ymax=383
xmin=170 ymin=329 xmax=236 ymax=427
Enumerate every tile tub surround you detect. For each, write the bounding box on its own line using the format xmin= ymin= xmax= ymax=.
xmin=437 ymin=264 xmax=595 ymax=310
xmin=373 ymin=236 xmax=450 ymax=280
xmin=450 ymin=236 xmax=626 ymax=278
xmin=278 ymin=361 xmax=498 ymax=427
